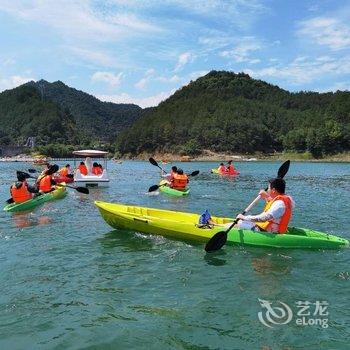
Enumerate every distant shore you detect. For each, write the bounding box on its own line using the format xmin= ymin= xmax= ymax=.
xmin=129 ymin=150 xmax=350 ymax=163
xmin=1 ymin=151 xmax=350 ymax=163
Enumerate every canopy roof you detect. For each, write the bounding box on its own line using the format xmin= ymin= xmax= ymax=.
xmin=73 ymin=150 xmax=109 ymax=157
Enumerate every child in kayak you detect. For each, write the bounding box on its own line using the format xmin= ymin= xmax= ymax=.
xmin=234 ymin=178 xmax=294 ymax=233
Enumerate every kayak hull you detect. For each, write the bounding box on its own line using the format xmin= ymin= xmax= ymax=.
xmin=95 ymin=201 xmax=349 ymax=250
xmin=159 ymin=180 xmax=190 ymax=196
xmin=4 ymin=186 xmax=67 ymax=213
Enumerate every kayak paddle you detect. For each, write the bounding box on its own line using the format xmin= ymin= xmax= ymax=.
xmin=148 ymin=170 xmax=200 ymax=192
xmin=205 ymin=160 xmax=290 ymax=252
xmin=149 ymin=157 xmax=167 ymax=173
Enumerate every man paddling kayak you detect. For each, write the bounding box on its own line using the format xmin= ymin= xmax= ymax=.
xmin=234 ymin=178 xmax=295 ymax=233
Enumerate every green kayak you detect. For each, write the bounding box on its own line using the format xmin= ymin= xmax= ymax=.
xmin=159 ymin=180 xmax=190 ymax=196
xmin=95 ymin=201 xmax=349 ymax=250
xmin=3 ymin=186 xmax=67 ymax=213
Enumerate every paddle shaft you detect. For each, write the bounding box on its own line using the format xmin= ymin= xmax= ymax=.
xmin=223 ymin=195 xmax=261 ymax=233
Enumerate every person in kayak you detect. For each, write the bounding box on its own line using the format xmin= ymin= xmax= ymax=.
xmin=10 ymin=172 xmax=38 ymax=203
xmin=58 ymin=164 xmax=71 ymax=176
xmin=234 ymin=178 xmax=294 ymax=233
xmin=217 ymin=163 xmax=226 ymax=174
xmin=170 ymin=168 xmax=189 ymax=190
xmin=38 ymin=166 xmax=58 ymax=193
xmin=161 ymin=166 xmax=177 ymax=181
xmin=77 ymin=161 xmax=88 ymax=176
xmin=226 ymin=160 xmax=236 ymax=175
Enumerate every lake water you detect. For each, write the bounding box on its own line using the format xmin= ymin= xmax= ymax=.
xmin=0 ymin=160 xmax=349 ymax=349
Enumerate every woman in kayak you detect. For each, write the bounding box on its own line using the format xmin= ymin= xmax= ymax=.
xmin=10 ymin=172 xmax=38 ymax=203
xmin=234 ymin=178 xmax=294 ymax=233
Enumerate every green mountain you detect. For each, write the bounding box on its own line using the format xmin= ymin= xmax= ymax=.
xmin=0 ymin=85 xmax=78 ymax=146
xmin=27 ymin=80 xmax=142 ymax=143
xmin=116 ymin=71 xmax=350 ymax=157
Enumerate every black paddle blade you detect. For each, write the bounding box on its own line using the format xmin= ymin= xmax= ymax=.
xmin=6 ymin=198 xmax=14 ymax=204
xmin=149 ymin=157 xmax=158 ymax=167
xmin=76 ymin=187 xmax=89 ymax=194
xmin=190 ymin=170 xmax=200 ymax=176
xmin=28 ymin=168 xmax=37 ymax=173
xmin=277 ymin=160 xmax=290 ymax=179
xmin=148 ymin=184 xmax=159 ymax=192
xmin=205 ymin=231 xmax=228 ymax=252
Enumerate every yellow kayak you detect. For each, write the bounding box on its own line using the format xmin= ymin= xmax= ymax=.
xmin=95 ymin=201 xmax=349 ymax=249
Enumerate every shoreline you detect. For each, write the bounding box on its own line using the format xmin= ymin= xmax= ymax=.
xmin=1 ymin=151 xmax=350 ymax=163
xmin=124 ymin=150 xmax=350 ymax=163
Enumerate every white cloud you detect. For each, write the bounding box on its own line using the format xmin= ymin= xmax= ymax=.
xmin=91 ymin=71 xmax=123 ymax=87
xmin=2 ymin=58 xmax=16 ymax=66
xmin=157 ymin=75 xmax=181 ymax=83
xmin=297 ymin=17 xmax=350 ymax=50
xmin=244 ymin=55 xmax=350 ymax=85
xmin=135 ymin=77 xmax=147 ymax=90
xmin=97 ymin=89 xmax=176 ymax=108
xmin=220 ymin=37 xmax=261 ymax=63
xmin=0 ymin=0 xmax=161 ymax=43
xmin=318 ymin=81 xmax=350 ymax=92
xmin=67 ymin=47 xmax=119 ymax=68
xmin=0 ymin=75 xmax=35 ymax=92
xmin=175 ymin=52 xmax=194 ymax=71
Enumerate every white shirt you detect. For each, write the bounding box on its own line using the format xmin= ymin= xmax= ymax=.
xmin=244 ymin=196 xmax=295 ymax=232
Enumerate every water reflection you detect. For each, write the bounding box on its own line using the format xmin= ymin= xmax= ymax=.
xmin=11 ymin=212 xmax=52 ymax=229
xmin=204 ymin=250 xmax=227 ymax=266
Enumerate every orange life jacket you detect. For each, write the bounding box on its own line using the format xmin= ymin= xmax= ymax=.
xmin=227 ymin=165 xmax=236 ymax=175
xmin=39 ymin=175 xmax=53 ymax=193
xmin=59 ymin=167 xmax=69 ymax=176
xmin=256 ymin=195 xmax=292 ymax=233
xmin=10 ymin=182 xmax=32 ymax=203
xmin=92 ymin=167 xmax=101 ymax=175
xmin=218 ymin=165 xmax=226 ymax=174
xmin=78 ymin=164 xmax=88 ymax=175
xmin=171 ymin=173 xmax=188 ymax=189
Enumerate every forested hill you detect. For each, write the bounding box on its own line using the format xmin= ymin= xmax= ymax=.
xmin=116 ymin=71 xmax=350 ymax=157
xmin=27 ymin=80 xmax=142 ymax=142
xmin=0 ymin=85 xmax=79 ymax=147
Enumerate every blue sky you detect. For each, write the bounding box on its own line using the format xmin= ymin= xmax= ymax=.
xmin=1 ymin=0 xmax=350 ymax=107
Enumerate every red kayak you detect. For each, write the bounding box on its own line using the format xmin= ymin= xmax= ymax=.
xmin=211 ymin=168 xmax=240 ymax=175
xmin=54 ymin=174 xmax=74 ymax=183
